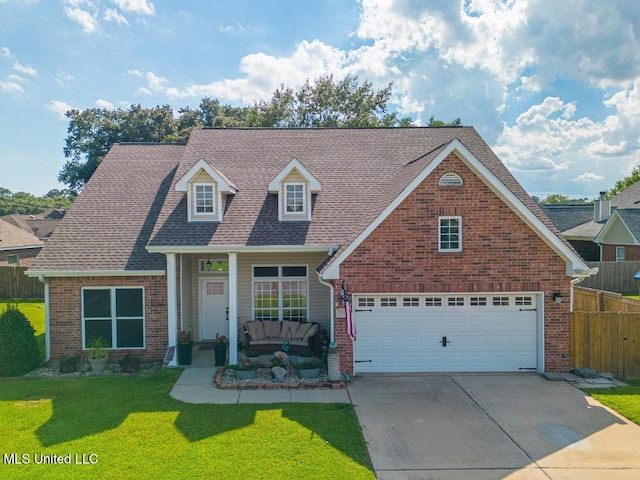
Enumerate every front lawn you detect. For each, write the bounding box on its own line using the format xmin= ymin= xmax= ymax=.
xmin=0 ymin=370 xmax=374 ymax=479
xmin=585 ymin=379 xmax=640 ymax=425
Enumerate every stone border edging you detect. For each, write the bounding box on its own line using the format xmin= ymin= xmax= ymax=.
xmin=212 ymin=367 xmax=346 ymax=390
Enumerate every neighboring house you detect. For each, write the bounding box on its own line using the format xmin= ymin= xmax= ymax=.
xmin=0 ymin=219 xmax=44 ymax=267
xmin=544 ymin=184 xmax=640 ymax=262
xmin=1 ymin=209 xmax=66 ymax=242
xmin=27 ymin=127 xmax=594 ymax=375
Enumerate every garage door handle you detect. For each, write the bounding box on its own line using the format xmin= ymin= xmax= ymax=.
xmin=440 ymin=336 xmax=449 ymax=347
xmin=519 ymin=308 xmax=537 ymax=311
xmin=355 ymin=309 xmax=372 ymax=312
xmin=355 ymin=360 xmax=372 ymax=363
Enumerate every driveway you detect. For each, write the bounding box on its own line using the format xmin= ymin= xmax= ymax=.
xmin=348 ymin=374 xmax=640 ymax=479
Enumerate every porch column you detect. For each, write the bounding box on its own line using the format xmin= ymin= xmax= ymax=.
xmin=166 ymin=252 xmax=178 ymax=366
xmin=228 ymin=252 xmax=238 ymax=365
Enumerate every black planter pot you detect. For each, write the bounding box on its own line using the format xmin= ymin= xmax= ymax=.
xmin=177 ymin=342 xmax=193 ymax=366
xmin=214 ymin=344 xmax=227 ymax=366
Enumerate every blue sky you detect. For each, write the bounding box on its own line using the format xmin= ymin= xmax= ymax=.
xmin=1 ymin=0 xmax=639 ymax=199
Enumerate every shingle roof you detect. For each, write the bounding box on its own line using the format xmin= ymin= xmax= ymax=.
xmin=612 ymin=182 xmax=640 ymax=208
xmin=614 ymin=209 xmax=640 ymax=240
xmin=30 ymin=127 xmax=571 ymax=274
xmin=0 ymin=219 xmax=42 ymax=250
xmin=540 ymin=205 xmax=595 ymax=233
xmin=29 ymin=144 xmax=183 ymax=272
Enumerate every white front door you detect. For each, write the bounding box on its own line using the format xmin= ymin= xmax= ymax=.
xmin=200 ymin=278 xmax=229 ymax=341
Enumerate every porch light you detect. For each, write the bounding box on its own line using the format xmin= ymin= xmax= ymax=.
xmin=206 ymin=256 xmax=212 ymax=270
xmin=552 ymin=292 xmax=563 ymax=304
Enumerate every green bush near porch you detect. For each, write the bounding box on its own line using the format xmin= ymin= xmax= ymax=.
xmin=0 ymin=369 xmax=374 ymax=479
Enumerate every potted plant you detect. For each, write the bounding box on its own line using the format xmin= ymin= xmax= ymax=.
xmin=59 ymin=355 xmax=80 ymax=374
xmin=243 ymin=349 xmax=260 ymax=363
xmin=295 ymin=358 xmax=322 ymax=378
xmin=87 ymin=336 xmax=109 ymax=375
xmin=119 ymin=352 xmax=141 ymax=373
xmin=227 ymin=359 xmax=259 ymax=379
xmin=295 ymin=347 xmax=314 ymax=364
xmin=177 ymin=330 xmax=193 ymax=366
xmin=213 ymin=333 xmax=228 ymax=366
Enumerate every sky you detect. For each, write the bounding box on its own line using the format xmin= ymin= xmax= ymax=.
xmin=1 ymin=0 xmax=639 ymax=200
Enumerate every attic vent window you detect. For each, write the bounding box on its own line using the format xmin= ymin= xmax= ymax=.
xmin=439 ymin=173 xmax=463 ymax=186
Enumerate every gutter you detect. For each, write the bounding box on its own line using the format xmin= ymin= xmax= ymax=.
xmin=36 ymin=274 xmax=50 ymax=362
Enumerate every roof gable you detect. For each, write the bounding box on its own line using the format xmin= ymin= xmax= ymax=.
xmin=267 ymin=158 xmax=321 ymax=193
xmin=594 ymin=209 xmax=640 ymax=245
xmin=322 ymin=138 xmax=591 ymax=279
xmin=175 ymin=158 xmax=237 ymax=194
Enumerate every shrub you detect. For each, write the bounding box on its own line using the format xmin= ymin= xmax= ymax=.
xmin=119 ymin=353 xmax=141 ymax=373
xmin=59 ymin=356 xmax=80 ymax=374
xmin=0 ymin=304 xmax=41 ymax=376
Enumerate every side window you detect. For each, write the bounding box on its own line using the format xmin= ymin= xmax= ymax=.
xmin=439 ymin=216 xmax=462 ymax=252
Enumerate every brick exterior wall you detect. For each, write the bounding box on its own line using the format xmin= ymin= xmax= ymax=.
xmin=334 ymin=153 xmax=572 ymax=374
xmin=47 ymin=275 xmax=168 ymax=362
xmin=602 ymin=244 xmax=640 ymax=261
xmin=0 ymin=247 xmax=40 ymax=267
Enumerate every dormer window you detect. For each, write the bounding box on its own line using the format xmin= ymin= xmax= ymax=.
xmin=194 ymin=184 xmax=215 ymax=214
xmin=285 ymin=183 xmax=305 ymax=213
xmin=175 ymin=158 xmax=237 ymax=223
xmin=268 ymin=158 xmax=321 ymax=222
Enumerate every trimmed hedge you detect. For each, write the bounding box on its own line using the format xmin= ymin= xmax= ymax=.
xmin=0 ymin=304 xmax=41 ymax=376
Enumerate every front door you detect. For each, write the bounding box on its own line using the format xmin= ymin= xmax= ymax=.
xmin=200 ymin=278 xmax=229 ymax=341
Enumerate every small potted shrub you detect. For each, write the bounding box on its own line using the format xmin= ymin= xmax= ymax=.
xmin=295 ymin=358 xmax=322 ymax=378
xmin=213 ymin=333 xmax=228 ymax=366
xmin=87 ymin=337 xmax=109 ymax=375
xmin=119 ymin=352 xmax=141 ymax=373
xmin=243 ymin=349 xmax=260 ymax=363
xmin=59 ymin=356 xmax=80 ymax=374
xmin=228 ymin=358 xmax=259 ymax=379
xmin=295 ymin=347 xmax=314 ymax=364
xmin=177 ymin=331 xmax=193 ymax=366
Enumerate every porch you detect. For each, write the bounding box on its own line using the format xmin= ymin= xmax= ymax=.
xmin=165 ymin=250 xmax=335 ymax=366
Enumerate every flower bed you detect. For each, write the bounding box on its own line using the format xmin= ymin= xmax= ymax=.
xmin=213 ymin=367 xmax=345 ymax=390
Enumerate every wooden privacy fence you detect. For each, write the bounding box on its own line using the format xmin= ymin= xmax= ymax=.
xmin=573 ymin=286 xmax=640 ymax=313
xmin=579 ymin=261 xmax=640 ymax=293
xmin=571 ymin=311 xmax=640 ymax=379
xmin=0 ymin=267 xmax=43 ymax=299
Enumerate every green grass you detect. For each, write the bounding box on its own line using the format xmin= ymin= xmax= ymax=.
xmin=1 ymin=299 xmax=46 ymax=360
xmin=585 ymin=379 xmax=640 ymax=426
xmin=0 ymin=370 xmax=374 ymax=479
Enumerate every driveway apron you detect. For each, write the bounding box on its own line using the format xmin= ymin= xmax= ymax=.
xmin=347 ymin=374 xmax=640 ymax=479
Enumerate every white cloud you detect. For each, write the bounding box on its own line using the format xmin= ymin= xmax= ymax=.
xmin=12 ymin=61 xmax=37 ymax=77
xmin=6 ymin=74 xmax=26 ymax=83
xmin=0 ymin=47 xmax=13 ymax=59
xmin=573 ymin=172 xmax=605 ymax=182
xmin=64 ymin=6 xmax=99 ymax=33
xmin=219 ymin=23 xmax=245 ymax=33
xmin=95 ymin=98 xmax=115 ymax=109
xmin=103 ymin=8 xmax=128 ymax=25
xmin=110 ymin=0 xmax=155 ymax=15
xmin=0 ymin=81 xmax=23 ymax=93
xmin=45 ymin=100 xmax=75 ymax=120
xmin=55 ymin=71 xmax=75 ymax=87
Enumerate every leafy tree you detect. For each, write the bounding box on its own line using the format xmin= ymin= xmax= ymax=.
xmin=0 ymin=188 xmax=74 ymax=216
xmin=427 ymin=115 xmax=462 ymax=127
xmin=607 ymin=166 xmax=640 ymax=198
xmin=538 ymin=194 xmax=591 ymax=205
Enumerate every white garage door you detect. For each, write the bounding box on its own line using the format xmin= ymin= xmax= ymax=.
xmin=354 ymin=294 xmax=538 ymax=373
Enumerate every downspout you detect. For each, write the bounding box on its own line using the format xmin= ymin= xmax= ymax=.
xmin=38 ymin=275 xmax=51 ymax=362
xmin=570 ymin=276 xmax=586 ymax=312
xmin=316 ymin=273 xmax=335 ymax=343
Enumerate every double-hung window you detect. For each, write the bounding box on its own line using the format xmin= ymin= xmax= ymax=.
xmin=194 ymin=184 xmax=215 ymax=214
xmin=285 ymin=183 xmax=305 ymax=213
xmin=616 ymin=246 xmax=625 ymax=261
xmin=253 ymin=265 xmax=308 ymax=321
xmin=83 ymin=287 xmax=145 ymax=349
xmin=439 ymin=216 xmax=462 ymax=252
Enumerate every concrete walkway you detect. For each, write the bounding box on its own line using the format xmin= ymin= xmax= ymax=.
xmin=170 ymin=366 xmax=351 ymax=404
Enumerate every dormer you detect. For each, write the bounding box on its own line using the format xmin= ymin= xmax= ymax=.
xmin=175 ymin=158 xmax=237 ymax=222
xmin=268 ymin=158 xmax=321 ymax=221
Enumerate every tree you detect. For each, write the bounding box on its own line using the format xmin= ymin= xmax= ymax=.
xmin=607 ymin=166 xmax=640 ymax=198
xmin=537 ymin=194 xmax=591 ymax=205
xmin=0 ymin=188 xmax=74 ymax=216
xmin=427 ymin=115 xmax=462 ymax=127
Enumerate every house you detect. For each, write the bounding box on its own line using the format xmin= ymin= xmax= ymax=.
xmin=0 ymin=219 xmax=43 ymax=267
xmin=27 ymin=127 xmax=594 ymax=375
xmin=544 ymin=184 xmax=640 ymax=262
xmin=1 ymin=209 xmax=66 ymax=242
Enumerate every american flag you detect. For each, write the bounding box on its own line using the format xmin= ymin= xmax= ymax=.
xmin=341 ymin=282 xmax=356 ymax=341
